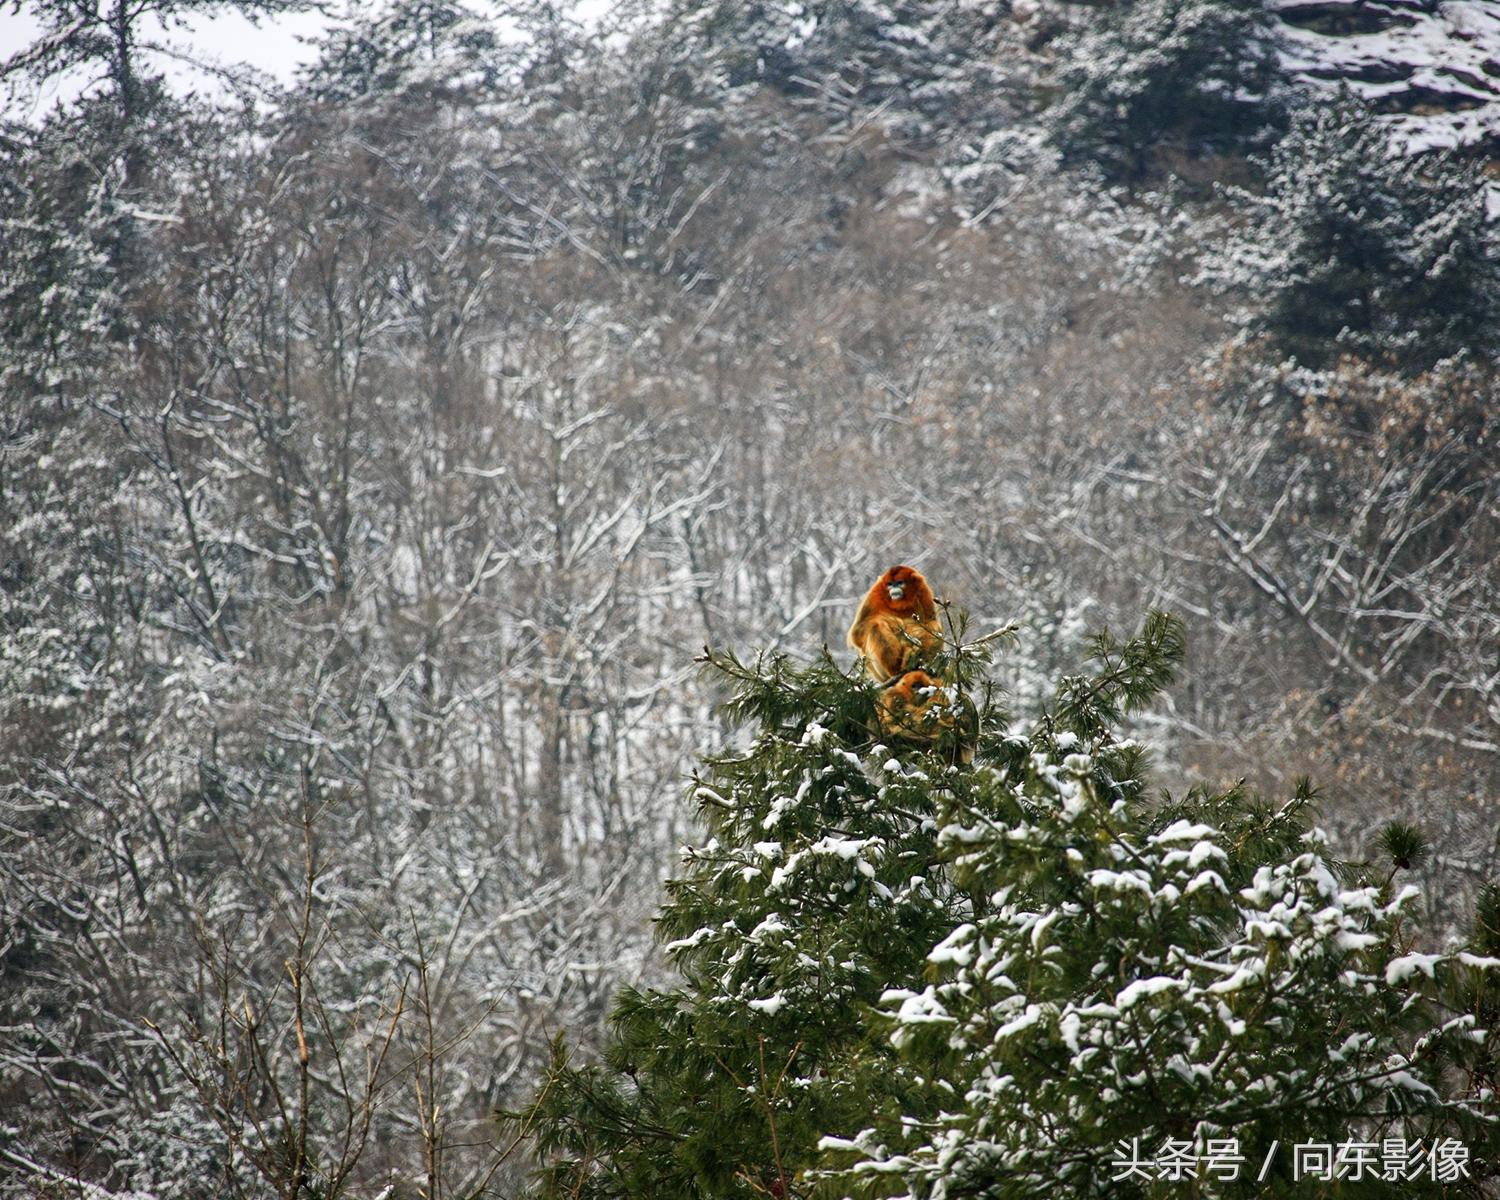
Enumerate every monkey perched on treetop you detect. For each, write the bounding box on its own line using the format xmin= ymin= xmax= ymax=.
xmin=848 ymin=565 xmax=969 ymax=759
xmin=846 ymin=564 xmax=942 ymax=681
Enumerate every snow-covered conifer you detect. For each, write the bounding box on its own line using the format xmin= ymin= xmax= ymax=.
xmin=522 ymin=613 xmax=1498 ymax=1198
xmin=1047 ymin=0 xmax=1284 ymax=179
xmin=1201 ymin=101 xmax=1498 ymax=369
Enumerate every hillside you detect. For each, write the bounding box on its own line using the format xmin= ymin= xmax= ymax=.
xmin=2 ymin=1 xmax=1498 ymax=1197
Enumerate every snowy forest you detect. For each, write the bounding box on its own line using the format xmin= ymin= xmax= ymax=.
xmin=3 ymin=0 xmax=1500 ymax=1196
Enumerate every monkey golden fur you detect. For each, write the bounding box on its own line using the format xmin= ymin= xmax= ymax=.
xmin=876 ymin=669 xmax=954 ymax=743
xmin=847 ymin=564 xmax=942 ymax=682
xmin=849 ymin=565 xmax=969 ymax=759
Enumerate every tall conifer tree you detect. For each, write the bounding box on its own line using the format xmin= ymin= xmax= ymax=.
xmin=519 ymin=611 xmax=1498 ymax=1198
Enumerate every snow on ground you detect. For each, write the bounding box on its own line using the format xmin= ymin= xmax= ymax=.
xmin=1271 ymin=0 xmax=1500 ymax=153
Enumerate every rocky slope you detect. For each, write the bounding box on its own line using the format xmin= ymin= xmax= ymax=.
xmin=1272 ymin=0 xmax=1500 ymax=153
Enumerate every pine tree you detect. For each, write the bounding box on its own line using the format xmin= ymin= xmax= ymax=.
xmin=663 ymin=0 xmax=1010 ymax=142
xmin=1201 ymin=102 xmax=1499 ymax=370
xmin=825 ymin=771 xmax=1498 ymax=1198
xmin=0 ymin=116 xmax=121 ymax=401
xmin=3 ymin=0 xmax=308 ymax=202
xmin=517 ymin=609 xmax=1499 ymax=1198
xmin=517 ymin=628 xmax=1000 ymax=1198
xmin=296 ymin=0 xmax=505 ymax=107
xmin=1046 ymin=0 xmax=1284 ymax=181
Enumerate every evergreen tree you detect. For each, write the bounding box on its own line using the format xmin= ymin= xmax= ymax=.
xmin=518 ymin=626 xmax=1001 ymax=1198
xmin=0 ymin=114 xmax=121 ymax=401
xmin=296 ymin=0 xmax=506 ymax=107
xmin=826 ymin=767 xmax=1498 ymax=1197
xmin=519 ymin=611 xmax=1499 ymax=1198
xmin=3 ymin=0 xmax=306 ymax=197
xmin=664 ymin=0 xmax=1011 ymax=143
xmin=1201 ymin=102 xmax=1499 ymax=370
xmin=1046 ymin=0 xmax=1284 ymax=180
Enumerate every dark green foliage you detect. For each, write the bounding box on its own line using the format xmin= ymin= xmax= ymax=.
xmin=828 ymin=786 xmax=1496 ymax=1197
xmin=1052 ymin=608 xmax=1186 ymax=738
xmin=1047 ymin=0 xmax=1285 ymax=180
xmin=1204 ymin=101 xmax=1499 ymax=369
xmin=517 ymin=639 xmax=993 ymax=1196
xmin=1457 ymin=882 xmax=1500 ymax=1105
xmin=519 ymin=610 xmax=1500 ymax=1198
xmin=515 ymin=614 xmax=1188 ymax=1196
xmin=1476 ymin=884 xmax=1500 ymax=958
xmin=664 ymin=0 xmax=1011 ymax=140
xmin=825 ymin=740 xmax=1497 ymax=1199
xmin=1380 ymin=821 xmax=1431 ymax=873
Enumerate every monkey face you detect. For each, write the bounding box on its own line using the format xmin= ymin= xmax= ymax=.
xmin=883 ymin=565 xmax=920 ymax=604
